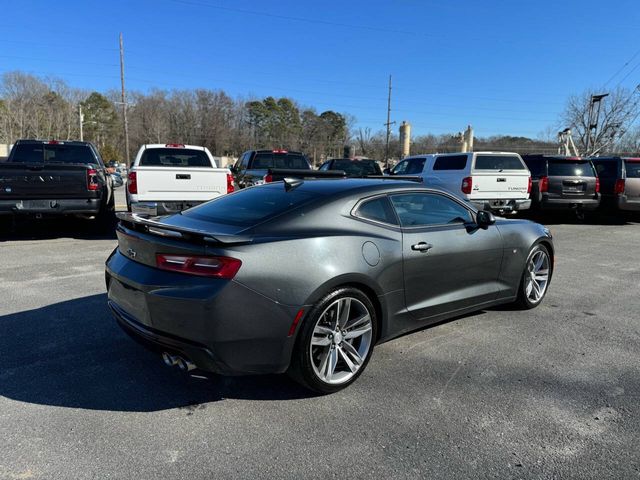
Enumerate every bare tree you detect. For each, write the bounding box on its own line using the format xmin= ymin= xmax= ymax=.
xmin=562 ymin=87 xmax=640 ymax=155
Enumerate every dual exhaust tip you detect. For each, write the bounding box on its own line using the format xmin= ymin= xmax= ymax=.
xmin=162 ymin=351 xmax=196 ymax=372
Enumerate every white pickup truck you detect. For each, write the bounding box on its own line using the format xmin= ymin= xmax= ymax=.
xmin=126 ymin=144 xmax=234 ymax=216
xmin=387 ymin=151 xmax=532 ymax=214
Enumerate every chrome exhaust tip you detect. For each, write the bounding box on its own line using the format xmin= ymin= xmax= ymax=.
xmin=162 ymin=351 xmax=177 ymax=367
xmin=161 ymin=352 xmax=196 ymax=372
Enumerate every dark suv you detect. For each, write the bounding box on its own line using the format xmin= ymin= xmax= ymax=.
xmin=521 ymin=155 xmax=600 ymax=217
xmin=590 ymin=156 xmax=640 ymax=212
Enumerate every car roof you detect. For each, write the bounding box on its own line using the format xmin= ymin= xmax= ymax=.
xmin=14 ymin=139 xmax=92 ymax=146
xmin=142 ymin=144 xmax=206 ymax=150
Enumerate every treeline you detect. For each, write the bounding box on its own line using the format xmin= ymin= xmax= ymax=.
xmin=0 ymin=71 xmax=353 ymax=163
xmin=1 ymin=70 xmax=589 ymax=163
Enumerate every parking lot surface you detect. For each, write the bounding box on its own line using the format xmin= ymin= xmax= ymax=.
xmin=1 ymin=209 xmax=639 ymax=479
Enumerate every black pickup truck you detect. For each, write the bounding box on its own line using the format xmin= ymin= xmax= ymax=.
xmin=0 ymin=139 xmax=114 ymax=225
xmin=231 ymin=149 xmax=345 ymax=188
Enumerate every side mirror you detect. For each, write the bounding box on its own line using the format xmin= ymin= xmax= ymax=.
xmin=229 ymin=165 xmax=237 ymax=174
xmin=476 ymin=210 xmax=496 ymax=228
xmin=383 ymin=168 xmax=391 ymax=175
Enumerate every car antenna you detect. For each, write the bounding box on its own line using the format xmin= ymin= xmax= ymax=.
xmin=283 ymin=177 xmax=304 ymax=191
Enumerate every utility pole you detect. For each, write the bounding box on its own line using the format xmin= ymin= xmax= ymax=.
xmin=78 ymin=104 xmax=84 ymax=141
xmin=119 ymin=32 xmax=130 ymax=163
xmin=585 ymin=93 xmax=608 ymax=156
xmin=384 ymin=75 xmax=396 ymax=168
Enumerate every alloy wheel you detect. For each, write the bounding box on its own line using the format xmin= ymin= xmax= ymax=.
xmin=309 ymin=296 xmax=373 ymax=385
xmin=525 ymin=249 xmax=550 ymax=303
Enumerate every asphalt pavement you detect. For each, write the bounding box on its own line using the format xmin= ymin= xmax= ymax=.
xmin=1 ymin=197 xmax=639 ymax=479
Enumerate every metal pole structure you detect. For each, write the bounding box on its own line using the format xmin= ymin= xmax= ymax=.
xmin=78 ymin=104 xmax=84 ymax=141
xmin=119 ymin=33 xmax=130 ymax=163
xmin=585 ymin=93 xmax=608 ymax=156
xmin=384 ymin=75 xmax=395 ymax=168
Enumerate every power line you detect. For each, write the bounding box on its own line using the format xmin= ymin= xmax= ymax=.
xmin=604 ymin=47 xmax=640 ymax=87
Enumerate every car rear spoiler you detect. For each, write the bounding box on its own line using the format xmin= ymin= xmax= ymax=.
xmin=115 ymin=212 xmax=253 ymax=245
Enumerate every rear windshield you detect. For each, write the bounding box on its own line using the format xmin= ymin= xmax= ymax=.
xmin=474 ymin=155 xmax=526 ymax=170
xmin=183 ymin=185 xmax=320 ymax=227
xmin=9 ymin=143 xmax=96 ymax=164
xmin=624 ymin=160 xmax=640 ymax=178
xmin=251 ymin=153 xmax=310 ymax=169
xmin=139 ymin=148 xmax=212 ymax=167
xmin=331 ymin=159 xmax=381 ymax=176
xmin=548 ymin=160 xmax=595 ymax=177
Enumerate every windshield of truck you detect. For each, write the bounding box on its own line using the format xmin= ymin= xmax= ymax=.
xmin=251 ymin=153 xmax=310 ymax=169
xmin=548 ymin=160 xmax=595 ymax=177
xmin=624 ymin=160 xmax=640 ymax=178
xmin=474 ymin=155 xmax=526 ymax=170
xmin=139 ymin=148 xmax=212 ymax=167
xmin=9 ymin=143 xmax=96 ymax=164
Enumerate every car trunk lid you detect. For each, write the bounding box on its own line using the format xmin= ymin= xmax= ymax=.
xmin=624 ymin=159 xmax=640 ymax=198
xmin=547 ymin=159 xmax=598 ymax=198
xmin=470 ymin=154 xmax=530 ymax=199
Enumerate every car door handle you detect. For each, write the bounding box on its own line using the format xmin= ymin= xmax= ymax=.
xmin=411 ymin=242 xmax=433 ymax=252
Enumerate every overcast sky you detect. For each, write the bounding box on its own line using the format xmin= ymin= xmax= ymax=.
xmin=2 ymin=0 xmax=639 ymax=138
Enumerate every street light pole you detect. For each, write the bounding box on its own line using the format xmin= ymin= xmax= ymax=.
xmin=119 ymin=32 xmax=130 ymax=163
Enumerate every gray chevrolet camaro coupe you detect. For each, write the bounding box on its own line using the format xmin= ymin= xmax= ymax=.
xmin=105 ymin=178 xmax=553 ymax=393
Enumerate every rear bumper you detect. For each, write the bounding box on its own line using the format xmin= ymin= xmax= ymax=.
xmin=538 ymin=195 xmax=600 ymax=210
xmin=617 ymin=195 xmax=640 ymax=211
xmin=105 ymin=249 xmax=301 ymax=375
xmin=130 ymin=201 xmax=205 ymax=216
xmin=470 ymin=198 xmax=531 ymax=212
xmin=0 ymin=198 xmax=101 ymax=216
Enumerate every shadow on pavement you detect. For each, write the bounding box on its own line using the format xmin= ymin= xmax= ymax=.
xmin=0 ymin=216 xmax=117 ymax=242
xmin=0 ymin=294 xmax=312 ymax=412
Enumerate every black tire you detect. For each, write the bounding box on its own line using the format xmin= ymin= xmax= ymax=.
xmin=514 ymin=243 xmax=552 ymax=309
xmin=288 ymin=287 xmax=377 ymax=394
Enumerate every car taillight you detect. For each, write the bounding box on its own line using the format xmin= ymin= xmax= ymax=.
xmin=226 ymin=173 xmax=235 ymax=193
xmin=540 ymin=176 xmax=549 ymax=193
xmin=263 ymin=173 xmax=274 ymax=183
xmin=461 ymin=176 xmax=472 ymax=195
xmin=87 ymin=168 xmax=99 ymax=191
xmin=272 ymin=149 xmax=288 ymax=154
xmin=156 ymin=254 xmax=242 ymax=278
xmin=127 ymin=171 xmax=137 ymax=194
xmin=527 ymin=176 xmax=532 ymax=194
xmin=614 ymin=178 xmax=625 ymax=194
xmin=595 ymin=176 xmax=600 ymax=193
xmin=165 ymin=143 xmax=185 ymax=148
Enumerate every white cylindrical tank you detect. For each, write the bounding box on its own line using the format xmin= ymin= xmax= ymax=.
xmin=399 ymin=121 xmax=411 ymax=158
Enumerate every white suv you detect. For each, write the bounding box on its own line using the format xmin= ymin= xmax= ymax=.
xmin=386 ymin=151 xmax=532 ymax=213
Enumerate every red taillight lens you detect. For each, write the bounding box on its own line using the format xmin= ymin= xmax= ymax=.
xmin=595 ymin=176 xmax=600 ymax=193
xmin=127 ymin=171 xmax=137 ymax=194
xmin=87 ymin=168 xmax=99 ymax=191
xmin=156 ymin=254 xmax=242 ymax=278
xmin=614 ymin=178 xmax=625 ymax=194
xmin=527 ymin=176 xmax=532 ymax=194
xmin=226 ymin=173 xmax=235 ymax=193
xmin=263 ymin=173 xmax=274 ymax=183
xmin=165 ymin=143 xmax=185 ymax=148
xmin=540 ymin=176 xmax=549 ymax=193
xmin=461 ymin=176 xmax=472 ymax=195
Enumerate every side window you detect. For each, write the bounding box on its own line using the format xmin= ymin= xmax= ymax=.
xmin=392 ymin=159 xmax=409 ymax=175
xmin=240 ymin=152 xmax=250 ymax=169
xmin=319 ymin=161 xmax=330 ymax=171
xmin=406 ymin=157 xmax=426 ymax=174
xmin=523 ymin=157 xmax=545 ymax=177
xmin=433 ymin=155 xmax=468 ymax=171
xmin=354 ymin=196 xmax=398 ymax=225
xmin=390 ymin=193 xmax=473 ymax=227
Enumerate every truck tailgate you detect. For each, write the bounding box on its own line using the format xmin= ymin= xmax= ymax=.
xmin=134 ymin=167 xmax=227 ymax=201
xmin=470 ymin=171 xmax=530 ymax=200
xmin=0 ymin=163 xmax=92 ymax=199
